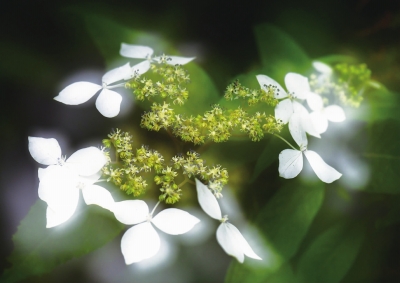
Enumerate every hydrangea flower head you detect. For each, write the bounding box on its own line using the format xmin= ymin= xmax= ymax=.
xmin=29 ymin=137 xmax=113 ymax=227
xmin=195 ymin=179 xmax=261 ymax=263
xmin=112 ymin=200 xmax=200 ymax=264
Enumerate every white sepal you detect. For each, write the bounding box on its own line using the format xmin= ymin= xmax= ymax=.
xmin=152 ymin=208 xmax=200 ymax=235
xmin=95 ymin=89 xmax=122 ymax=118
xmin=113 ymin=200 xmax=149 ymax=225
xmin=120 ymin=43 xmax=154 ymax=59
xmin=304 ymin=150 xmax=342 ymax=183
xmin=28 ymin=137 xmax=62 ymax=165
xmin=66 ymin=147 xmax=107 ymax=176
xmin=153 ymin=56 xmax=195 ymax=65
xmin=82 ymin=185 xmax=115 ymax=211
xmin=275 ymin=99 xmax=293 ymax=124
xmin=288 ymin=113 xmax=307 ymax=149
xmin=132 ymin=60 xmax=151 ymax=75
xmin=195 ymin=179 xmax=222 ymax=220
xmin=292 ymin=101 xmax=321 ymax=138
xmin=306 ymin=92 xmax=324 ymax=111
xmin=285 ymin=73 xmax=310 ymax=99
xmin=121 ymin=222 xmax=160 ymax=264
xmin=312 ymin=61 xmax=332 ymax=74
xmin=325 ymin=105 xmax=346 ymax=122
xmin=256 ymin=74 xmax=287 ymax=99
xmin=217 ymin=222 xmax=244 ymax=263
xmin=102 ymin=63 xmax=132 ymax=85
xmin=46 ymin=205 xmax=77 ymax=228
xmin=55 ymin=82 xmax=101 ymax=105
xmin=38 ymin=165 xmax=80 ymax=214
xmin=278 ymin=149 xmax=303 ymax=179
xmin=309 ymin=111 xmax=329 ymax=134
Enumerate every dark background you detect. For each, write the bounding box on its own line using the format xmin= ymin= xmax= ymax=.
xmin=1 ymin=0 xmax=400 ymax=282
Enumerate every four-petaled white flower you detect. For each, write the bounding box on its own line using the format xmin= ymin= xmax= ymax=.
xmin=112 ymin=200 xmax=200 ymax=264
xmin=257 ymin=73 xmax=320 ymax=138
xmin=195 ymin=179 xmax=261 ymax=263
xmin=54 ymin=62 xmax=150 ymax=118
xmin=278 ymin=114 xmax=342 ymax=183
xmin=306 ymin=92 xmax=346 ymax=134
xmin=29 ymin=137 xmax=114 ymax=227
xmin=120 ymin=43 xmax=195 ymax=65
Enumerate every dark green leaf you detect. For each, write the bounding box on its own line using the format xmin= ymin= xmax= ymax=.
xmin=254 ymin=24 xmax=310 ymax=80
xmin=225 ymin=181 xmax=324 ymax=283
xmin=297 ymin=222 xmax=365 ymax=283
xmin=364 ymin=119 xmax=400 ymax=193
xmin=1 ymin=200 xmax=124 ymax=283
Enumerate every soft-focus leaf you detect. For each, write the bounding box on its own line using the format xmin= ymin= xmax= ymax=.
xmin=225 ymin=181 xmax=324 ymax=283
xmin=254 ymin=24 xmax=310 ymax=80
xmin=297 ymin=223 xmax=365 ymax=283
xmin=364 ymin=119 xmax=400 ymax=193
xmin=1 ymin=200 xmax=124 ymax=283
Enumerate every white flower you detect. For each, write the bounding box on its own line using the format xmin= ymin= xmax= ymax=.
xmin=112 ymin=200 xmax=200 ymax=264
xmin=306 ymin=92 xmax=346 ymax=134
xmin=54 ymin=62 xmax=149 ymax=118
xmin=195 ymin=179 xmax=261 ymax=263
xmin=120 ymin=43 xmax=195 ymax=65
xmin=29 ymin=137 xmax=113 ymax=227
xmin=257 ymin=73 xmax=320 ymax=138
xmin=312 ymin=61 xmax=333 ymax=75
xmin=278 ymin=114 xmax=342 ymax=183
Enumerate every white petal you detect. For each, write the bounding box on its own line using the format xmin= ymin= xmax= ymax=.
xmin=152 ymin=208 xmax=200 ymax=235
xmin=78 ymin=171 xmax=102 ymax=186
xmin=309 ymin=111 xmax=328 ymax=134
xmin=113 ymin=200 xmax=149 ymax=225
xmin=102 ymin=63 xmax=132 ymax=85
xmin=324 ymin=105 xmax=346 ymax=122
xmin=304 ymin=150 xmax=342 ymax=183
xmin=131 ymin=60 xmax=151 ymax=76
xmin=285 ymin=73 xmax=310 ymax=99
xmin=55 ymin=82 xmax=101 ymax=105
xmin=312 ymin=61 xmax=332 ymax=74
xmin=275 ymin=99 xmax=293 ymax=124
xmin=95 ymin=89 xmax=122 ymax=118
xmin=28 ymin=137 xmax=62 ymax=165
xmin=256 ymin=74 xmax=288 ymax=99
xmin=278 ymin=149 xmax=303 ymax=179
xmin=306 ymin=92 xmax=324 ymax=111
xmin=289 ymin=113 xmax=308 ymax=148
xmin=38 ymin=165 xmax=80 ymax=213
xmin=120 ymin=43 xmax=153 ymax=59
xmin=223 ymin=222 xmax=261 ymax=261
xmin=82 ymin=185 xmax=115 ymax=211
xmin=216 ymin=223 xmax=244 ymax=263
xmin=293 ymin=101 xmax=321 ymax=138
xmin=46 ymin=205 xmax=77 ymax=228
xmin=66 ymin=147 xmax=107 ymax=176
xmin=153 ymin=56 xmax=195 ymax=65
xmin=195 ymin=179 xmax=222 ymax=220
xmin=121 ymin=222 xmax=160 ymax=264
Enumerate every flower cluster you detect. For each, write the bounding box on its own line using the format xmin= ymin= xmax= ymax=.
xmin=26 ymin=40 xmax=369 ymax=269
xmin=102 ymin=128 xmax=229 ymax=204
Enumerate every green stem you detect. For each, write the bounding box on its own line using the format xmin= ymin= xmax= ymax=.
xmin=272 ymin=133 xmax=297 ymax=150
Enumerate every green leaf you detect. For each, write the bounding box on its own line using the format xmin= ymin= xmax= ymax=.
xmin=225 ymin=181 xmax=324 ymax=283
xmin=84 ymin=14 xmax=171 ymax=67
xmin=297 ymin=222 xmax=365 ymax=283
xmin=254 ymin=24 xmax=310 ymax=80
xmin=364 ymin=119 xmax=400 ymax=193
xmin=1 ymin=200 xmax=124 ymax=283
xmin=249 ymin=137 xmax=285 ymax=183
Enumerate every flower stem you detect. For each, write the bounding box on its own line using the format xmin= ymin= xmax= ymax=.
xmin=150 ymin=201 xmax=161 ymax=216
xmin=272 ymin=133 xmax=297 ymax=150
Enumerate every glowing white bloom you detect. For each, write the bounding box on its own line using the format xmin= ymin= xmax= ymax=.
xmin=257 ymin=73 xmax=320 ymax=138
xmin=195 ymin=179 xmax=261 ymax=263
xmin=306 ymin=92 xmax=346 ymax=134
xmin=29 ymin=137 xmax=113 ymax=227
xmin=54 ymin=62 xmax=149 ymax=118
xmin=278 ymin=114 xmax=342 ymax=183
xmin=312 ymin=61 xmax=333 ymax=75
xmin=113 ymin=200 xmax=199 ymax=264
xmin=120 ymin=43 xmax=195 ymax=66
